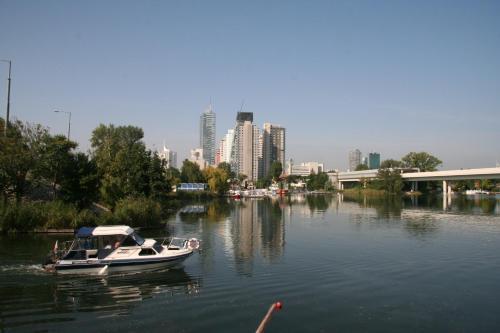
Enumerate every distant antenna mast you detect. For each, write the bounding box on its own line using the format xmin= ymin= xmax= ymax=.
xmin=239 ymin=100 xmax=245 ymax=112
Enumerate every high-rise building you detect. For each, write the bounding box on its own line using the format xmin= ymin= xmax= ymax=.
xmin=368 ymin=152 xmax=381 ymax=169
xmin=200 ymin=104 xmax=216 ymax=165
xmin=158 ymin=145 xmax=177 ymax=169
xmin=236 ymin=112 xmax=253 ymax=123
xmin=231 ymin=112 xmax=260 ymax=181
xmin=222 ymin=129 xmax=234 ymax=164
xmin=262 ymin=123 xmax=286 ymax=178
xmin=215 ymin=145 xmax=222 ymax=165
xmin=348 ymin=149 xmax=362 ymax=171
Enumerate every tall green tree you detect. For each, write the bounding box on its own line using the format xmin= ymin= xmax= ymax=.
xmin=217 ymin=162 xmax=235 ymax=179
xmin=90 ymin=124 xmax=150 ymax=206
xmin=147 ymin=152 xmax=171 ymax=201
xmin=307 ymin=172 xmax=329 ymax=191
xmin=374 ymin=169 xmax=404 ymax=194
xmin=180 ymin=160 xmax=205 ymax=183
xmin=355 ymin=163 xmax=369 ymax=171
xmin=59 ymin=153 xmax=99 ymax=208
xmin=36 ymin=134 xmax=77 ymax=199
xmin=401 ymin=152 xmax=442 ymax=172
xmin=203 ymin=166 xmax=230 ymax=195
xmin=380 ymin=159 xmax=403 ymax=169
xmin=269 ymin=161 xmax=283 ymax=181
xmin=0 ymin=120 xmax=48 ymax=202
xmin=165 ymin=167 xmax=181 ymax=187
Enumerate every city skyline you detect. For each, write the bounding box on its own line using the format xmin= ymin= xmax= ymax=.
xmin=1 ymin=1 xmax=499 ymax=170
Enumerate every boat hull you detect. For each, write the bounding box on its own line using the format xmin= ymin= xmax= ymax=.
xmin=54 ymin=252 xmax=193 ymax=275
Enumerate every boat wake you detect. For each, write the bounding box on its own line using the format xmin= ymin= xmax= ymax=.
xmin=0 ymin=264 xmax=46 ymax=274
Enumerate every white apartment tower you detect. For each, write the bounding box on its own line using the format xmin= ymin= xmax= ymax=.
xmin=232 ymin=112 xmax=261 ymax=181
xmin=158 ymin=145 xmax=177 ymax=169
xmin=216 ymin=128 xmax=235 ymax=166
xmin=348 ymin=149 xmax=362 ymax=171
xmin=222 ymin=129 xmax=234 ymax=164
xmin=199 ymin=104 xmax=216 ymax=166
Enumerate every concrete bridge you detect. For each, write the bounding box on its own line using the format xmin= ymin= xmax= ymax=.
xmin=328 ymin=167 xmax=500 ymax=194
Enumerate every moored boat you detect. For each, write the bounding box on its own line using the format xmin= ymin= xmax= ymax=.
xmin=465 ymin=189 xmax=490 ymax=195
xmin=43 ymin=225 xmax=200 ymax=275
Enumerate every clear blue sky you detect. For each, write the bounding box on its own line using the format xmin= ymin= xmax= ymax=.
xmin=1 ymin=0 xmax=499 ymax=170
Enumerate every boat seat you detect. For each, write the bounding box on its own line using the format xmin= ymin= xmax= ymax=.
xmin=63 ymin=250 xmax=86 ymax=260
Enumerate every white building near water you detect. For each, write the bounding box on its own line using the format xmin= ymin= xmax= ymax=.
xmin=220 ymin=129 xmax=234 ymax=164
xmin=158 ymin=145 xmax=177 ymax=169
xmin=231 ymin=112 xmax=261 ymax=181
xmin=288 ymin=160 xmax=324 ymax=176
xmin=190 ymin=148 xmax=207 ymax=170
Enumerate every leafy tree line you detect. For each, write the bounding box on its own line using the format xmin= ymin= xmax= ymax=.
xmin=375 ymin=151 xmax=442 ymax=194
xmin=346 ymin=152 xmax=443 ymax=194
xmin=0 ymin=119 xmax=98 ymax=207
xmin=0 ymin=119 xmax=234 ymax=231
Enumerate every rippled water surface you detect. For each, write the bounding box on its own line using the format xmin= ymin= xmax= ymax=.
xmin=1 ymin=194 xmax=500 ymax=332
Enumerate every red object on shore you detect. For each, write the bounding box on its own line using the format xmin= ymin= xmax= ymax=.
xmin=256 ymin=301 xmax=283 ymax=333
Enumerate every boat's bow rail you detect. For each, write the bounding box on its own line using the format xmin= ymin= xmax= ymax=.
xmin=161 ymin=237 xmax=201 ymax=251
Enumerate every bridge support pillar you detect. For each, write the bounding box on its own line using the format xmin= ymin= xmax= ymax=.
xmin=443 ymin=180 xmax=452 ymax=196
xmin=411 ymin=181 xmax=418 ymax=192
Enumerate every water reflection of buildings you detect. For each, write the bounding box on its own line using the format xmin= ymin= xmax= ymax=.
xmin=230 ymin=200 xmax=285 ymax=275
xmin=176 ymin=199 xmax=286 ymax=275
xmin=258 ymin=200 xmax=286 ymax=262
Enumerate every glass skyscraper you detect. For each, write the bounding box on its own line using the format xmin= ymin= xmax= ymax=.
xmin=200 ymin=104 xmax=216 ymax=165
xmin=368 ymin=152 xmax=381 ymax=169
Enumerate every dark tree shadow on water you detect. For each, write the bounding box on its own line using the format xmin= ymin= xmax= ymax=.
xmin=306 ymin=194 xmax=332 ymax=213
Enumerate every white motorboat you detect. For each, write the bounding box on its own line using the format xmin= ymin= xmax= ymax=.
xmin=44 ymin=225 xmax=200 ymax=275
xmin=465 ymin=189 xmax=490 ymax=195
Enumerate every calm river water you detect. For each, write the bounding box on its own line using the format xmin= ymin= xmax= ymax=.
xmin=1 ymin=194 xmax=500 ymax=332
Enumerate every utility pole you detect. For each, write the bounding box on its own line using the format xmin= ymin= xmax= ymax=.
xmin=54 ymin=110 xmax=72 ymax=140
xmin=1 ymin=60 xmax=11 ymax=136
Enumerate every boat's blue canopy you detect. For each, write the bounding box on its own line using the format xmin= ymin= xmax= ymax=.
xmin=76 ymin=227 xmax=95 ymax=238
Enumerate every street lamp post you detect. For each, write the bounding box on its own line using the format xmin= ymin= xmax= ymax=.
xmin=54 ymin=110 xmax=72 ymax=140
xmin=0 ymin=59 xmax=12 ymax=136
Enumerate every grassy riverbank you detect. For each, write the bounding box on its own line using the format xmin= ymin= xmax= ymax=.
xmin=341 ymin=188 xmax=387 ymax=197
xmin=341 ymin=188 xmax=423 ymax=197
xmin=0 ymin=192 xmax=218 ymax=233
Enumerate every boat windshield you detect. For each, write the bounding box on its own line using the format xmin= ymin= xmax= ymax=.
xmin=132 ymin=232 xmax=145 ymax=245
xmin=73 ymin=237 xmax=98 ymax=250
